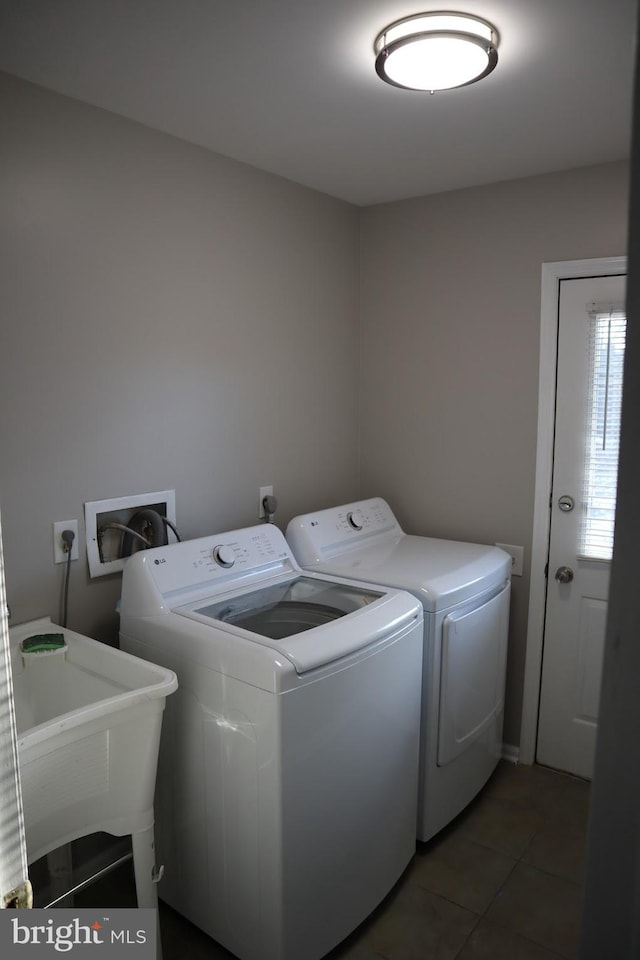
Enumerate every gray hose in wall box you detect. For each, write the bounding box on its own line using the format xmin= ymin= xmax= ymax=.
xmin=120 ymin=509 xmax=168 ymax=557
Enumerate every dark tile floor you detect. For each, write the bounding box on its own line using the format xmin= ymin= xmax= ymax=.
xmin=70 ymin=762 xmax=590 ymax=960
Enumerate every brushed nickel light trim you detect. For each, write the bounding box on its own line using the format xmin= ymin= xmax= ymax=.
xmin=375 ymin=12 xmax=499 ymax=92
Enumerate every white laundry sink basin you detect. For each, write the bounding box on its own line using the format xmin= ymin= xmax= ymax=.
xmin=9 ymin=617 xmax=177 ymax=864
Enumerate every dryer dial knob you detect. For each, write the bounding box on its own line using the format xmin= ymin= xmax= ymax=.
xmin=213 ymin=544 xmax=235 ymax=568
xmin=347 ymin=512 xmax=363 ymax=531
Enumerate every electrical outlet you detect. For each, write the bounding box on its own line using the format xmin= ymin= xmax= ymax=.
xmin=259 ymin=485 xmax=274 ymax=519
xmin=53 ymin=520 xmax=79 ymax=564
xmin=496 ymin=543 xmax=524 ymax=577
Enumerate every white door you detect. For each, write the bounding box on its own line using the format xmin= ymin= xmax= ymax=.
xmin=537 ymin=273 xmax=627 ymax=779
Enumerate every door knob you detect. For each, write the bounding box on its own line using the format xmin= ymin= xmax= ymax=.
xmin=555 ymin=565 xmax=574 ymax=583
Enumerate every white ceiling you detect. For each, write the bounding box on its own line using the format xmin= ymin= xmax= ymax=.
xmin=0 ymin=0 xmax=636 ymax=206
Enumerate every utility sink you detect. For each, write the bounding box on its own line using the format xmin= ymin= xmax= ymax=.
xmin=9 ymin=617 xmax=177 ymax=866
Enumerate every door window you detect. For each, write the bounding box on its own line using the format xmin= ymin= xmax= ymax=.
xmin=580 ymin=306 xmax=626 ymax=561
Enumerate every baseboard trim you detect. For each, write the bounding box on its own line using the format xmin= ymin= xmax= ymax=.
xmin=502 ymin=743 xmax=520 ymax=764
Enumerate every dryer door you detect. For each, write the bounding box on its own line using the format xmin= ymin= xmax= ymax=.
xmin=437 ymin=582 xmax=510 ymax=766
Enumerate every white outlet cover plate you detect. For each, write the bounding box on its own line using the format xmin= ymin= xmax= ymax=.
xmin=495 ymin=543 xmax=524 ymax=577
xmin=53 ymin=520 xmax=79 ymax=563
xmin=259 ymin=485 xmax=273 ymax=519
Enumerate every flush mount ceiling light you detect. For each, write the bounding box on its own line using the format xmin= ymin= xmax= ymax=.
xmin=374 ymin=11 xmax=499 ymax=92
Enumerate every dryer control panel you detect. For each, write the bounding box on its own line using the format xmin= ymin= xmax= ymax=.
xmin=286 ymin=498 xmax=401 ymax=563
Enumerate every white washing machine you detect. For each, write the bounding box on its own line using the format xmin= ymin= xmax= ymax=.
xmin=286 ymin=498 xmax=511 ymax=843
xmin=119 ymin=523 xmax=423 ymax=960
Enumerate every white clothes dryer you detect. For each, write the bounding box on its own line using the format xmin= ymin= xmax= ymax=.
xmin=119 ymin=523 xmax=423 ymax=960
xmin=286 ymin=498 xmax=511 ymax=843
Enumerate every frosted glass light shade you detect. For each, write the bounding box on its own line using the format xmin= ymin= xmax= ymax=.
xmin=375 ymin=12 xmax=499 ymax=92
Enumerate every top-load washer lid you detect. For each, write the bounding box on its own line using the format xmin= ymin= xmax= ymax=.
xmin=286 ymin=498 xmax=511 ymax=613
xmin=119 ymin=522 xmax=421 ymax=674
xmin=192 ymin=577 xmax=382 ymax=639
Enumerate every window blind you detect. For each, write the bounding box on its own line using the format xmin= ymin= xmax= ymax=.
xmin=579 ymin=305 xmax=627 ymax=561
xmin=0 ymin=511 xmax=31 ymax=907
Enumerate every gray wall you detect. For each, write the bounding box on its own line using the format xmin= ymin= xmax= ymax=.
xmin=0 ymin=72 xmax=360 ymax=644
xmin=359 ymin=162 xmax=630 ymax=746
xmin=0 ymin=71 xmax=632 ymax=749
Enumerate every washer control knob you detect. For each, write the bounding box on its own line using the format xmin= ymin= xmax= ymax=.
xmin=213 ymin=544 xmax=235 ymax=568
xmin=347 ymin=512 xmax=363 ymax=531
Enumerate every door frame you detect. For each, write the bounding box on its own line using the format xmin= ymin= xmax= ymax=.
xmin=519 ymin=255 xmax=627 ymax=765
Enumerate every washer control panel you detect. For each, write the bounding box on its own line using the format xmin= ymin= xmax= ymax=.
xmin=138 ymin=524 xmax=293 ymax=596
